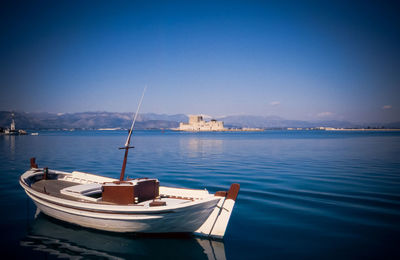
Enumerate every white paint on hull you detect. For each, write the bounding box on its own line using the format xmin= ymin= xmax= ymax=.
xmin=194 ymin=198 xmax=236 ymax=239
xmin=27 ymin=190 xmax=220 ymax=233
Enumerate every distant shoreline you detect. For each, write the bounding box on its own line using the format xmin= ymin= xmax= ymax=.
xmin=172 ymin=128 xmax=265 ymax=132
xmin=326 ymin=128 xmax=400 ymax=131
xmin=2 ymin=111 xmax=399 ymax=130
xmin=2 ymin=128 xmax=400 ymax=133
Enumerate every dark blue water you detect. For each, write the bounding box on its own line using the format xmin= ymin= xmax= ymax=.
xmin=1 ymin=130 xmax=399 ymax=259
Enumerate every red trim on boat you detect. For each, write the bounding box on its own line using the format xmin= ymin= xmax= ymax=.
xmin=226 ymin=183 xmax=240 ymax=201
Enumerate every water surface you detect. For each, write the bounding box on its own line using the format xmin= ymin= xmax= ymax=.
xmin=1 ymin=130 xmax=399 ymax=259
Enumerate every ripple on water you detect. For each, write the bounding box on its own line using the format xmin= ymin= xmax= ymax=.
xmin=1 ymin=130 xmax=400 ymax=259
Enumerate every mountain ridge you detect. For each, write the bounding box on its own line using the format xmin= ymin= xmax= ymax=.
xmin=0 ymin=111 xmax=398 ymax=130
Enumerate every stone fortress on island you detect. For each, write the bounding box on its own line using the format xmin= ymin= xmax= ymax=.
xmin=176 ymin=115 xmax=264 ymax=132
xmin=178 ymin=115 xmax=225 ymax=131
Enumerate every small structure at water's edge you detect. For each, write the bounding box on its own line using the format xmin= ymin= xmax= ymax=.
xmin=3 ymin=113 xmax=27 ymax=135
xmin=175 ymin=115 xmax=264 ymax=132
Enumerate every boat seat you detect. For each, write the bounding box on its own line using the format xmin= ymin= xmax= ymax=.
xmin=60 ymin=183 xmax=102 ymax=202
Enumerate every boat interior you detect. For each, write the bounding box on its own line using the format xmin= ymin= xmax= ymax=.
xmin=25 ymin=159 xmax=214 ymax=207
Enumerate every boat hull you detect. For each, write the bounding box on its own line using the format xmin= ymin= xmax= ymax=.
xmin=25 ymin=189 xmax=220 ymax=233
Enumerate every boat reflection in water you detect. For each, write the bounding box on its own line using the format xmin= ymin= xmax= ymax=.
xmin=21 ymin=213 xmax=226 ymax=259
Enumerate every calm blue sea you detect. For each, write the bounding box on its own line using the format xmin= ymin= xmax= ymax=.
xmin=1 ymin=130 xmax=399 ymax=259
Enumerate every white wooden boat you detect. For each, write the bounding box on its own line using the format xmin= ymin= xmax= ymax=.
xmin=20 ymin=163 xmax=239 ymax=239
xmin=19 ymin=89 xmax=239 ymax=239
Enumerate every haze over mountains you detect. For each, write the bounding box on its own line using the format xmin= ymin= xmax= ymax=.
xmin=0 ymin=111 xmax=399 ymax=130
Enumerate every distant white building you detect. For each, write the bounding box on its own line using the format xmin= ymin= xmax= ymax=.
xmin=179 ymin=115 xmax=225 ymax=131
xmin=316 ymin=127 xmax=337 ymax=131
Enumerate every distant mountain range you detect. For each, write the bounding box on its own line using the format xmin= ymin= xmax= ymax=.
xmin=218 ymin=115 xmax=400 ymax=129
xmin=0 ymin=111 xmax=182 ymax=130
xmin=0 ymin=111 xmax=399 ymax=130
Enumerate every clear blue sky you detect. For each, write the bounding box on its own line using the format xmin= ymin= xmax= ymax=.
xmin=1 ymin=0 xmax=399 ymax=123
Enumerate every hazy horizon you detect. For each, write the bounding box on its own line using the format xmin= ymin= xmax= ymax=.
xmin=1 ymin=1 xmax=399 ymax=123
xmin=2 ymin=110 xmax=399 ymax=126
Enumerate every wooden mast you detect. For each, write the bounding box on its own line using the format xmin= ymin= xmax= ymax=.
xmin=119 ymin=87 xmax=147 ymax=181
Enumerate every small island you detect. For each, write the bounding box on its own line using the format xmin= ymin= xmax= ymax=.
xmin=175 ymin=115 xmax=264 ymax=132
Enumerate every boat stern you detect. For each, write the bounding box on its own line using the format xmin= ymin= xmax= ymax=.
xmin=194 ymin=183 xmax=240 ymax=239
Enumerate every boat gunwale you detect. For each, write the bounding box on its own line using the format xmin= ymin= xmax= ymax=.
xmin=20 ymin=170 xmax=221 ymax=214
xmin=25 ymin=190 xmax=174 ymax=217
